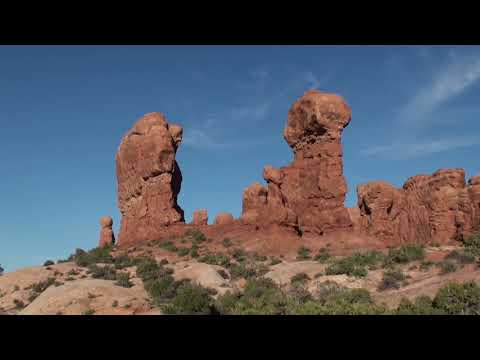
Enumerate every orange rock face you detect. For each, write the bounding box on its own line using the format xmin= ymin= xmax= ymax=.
xmin=192 ymin=209 xmax=208 ymax=225
xmin=116 ymin=112 xmax=184 ymax=246
xmin=214 ymin=212 xmax=235 ymax=225
xmin=356 ymin=169 xmax=480 ymax=245
xmin=99 ymin=216 xmax=115 ymax=247
xmin=241 ymin=90 xmax=353 ymax=235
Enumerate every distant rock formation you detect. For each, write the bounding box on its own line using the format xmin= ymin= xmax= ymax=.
xmin=355 ymin=169 xmax=480 ymax=245
xmin=241 ymin=90 xmax=353 ymax=235
xmin=192 ymin=209 xmax=208 ymax=225
xmin=99 ymin=216 xmax=115 ymax=247
xmin=214 ymin=212 xmax=235 ymax=225
xmin=116 ymin=112 xmax=184 ymax=246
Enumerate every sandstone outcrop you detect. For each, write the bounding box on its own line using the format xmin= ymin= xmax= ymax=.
xmin=191 ymin=209 xmax=208 ymax=225
xmin=214 ymin=212 xmax=235 ymax=225
xmin=356 ymin=169 xmax=480 ymax=245
xmin=116 ymin=112 xmax=184 ymax=246
xmin=99 ymin=216 xmax=115 ymax=247
xmin=241 ymin=90 xmax=353 ymax=235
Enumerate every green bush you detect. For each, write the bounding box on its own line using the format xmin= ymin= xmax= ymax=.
xmin=199 ymin=252 xmax=230 ymax=267
xmin=378 ymin=269 xmax=406 ymax=291
xmin=383 ymin=244 xmax=425 ymax=267
xmin=314 ymin=248 xmax=331 ymax=263
xmin=439 ymin=260 xmax=458 ymax=274
xmin=270 ymin=257 xmax=282 ymax=266
xmin=114 ymin=255 xmax=134 ymax=269
xmin=395 ymin=296 xmax=444 ymax=315
xmin=161 ymin=240 xmax=178 ymax=252
xmin=252 ymin=252 xmax=268 ymax=262
xmin=13 ymin=299 xmax=25 ymax=310
xmin=290 ymin=272 xmax=310 ymax=284
xmin=325 ymin=251 xmax=382 ymax=278
xmin=82 ymin=309 xmax=95 ymax=315
xmin=232 ymin=248 xmax=248 ymax=262
xmin=420 ymin=260 xmax=435 ymax=271
xmin=177 ymin=247 xmax=190 ymax=257
xmin=88 ymin=264 xmax=117 ymax=280
xmin=43 ymin=260 xmax=54 ymax=266
xmin=296 ymin=246 xmax=311 ymax=261
xmin=463 ymin=235 xmax=480 ymax=256
xmin=31 ymin=277 xmax=55 ymax=294
xmin=115 ymin=272 xmax=133 ymax=288
xmin=73 ymin=245 xmax=114 ymax=267
xmin=432 ymin=281 xmax=480 ymax=315
xmin=184 ymin=229 xmax=207 ymax=244
xmin=444 ymin=250 xmax=476 ymax=265
xmin=162 ymin=283 xmax=215 ymax=315
xmin=222 ymin=238 xmax=233 ymax=248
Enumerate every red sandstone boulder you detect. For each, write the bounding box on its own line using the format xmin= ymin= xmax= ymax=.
xmin=214 ymin=212 xmax=235 ymax=225
xmin=99 ymin=216 xmax=115 ymax=247
xmin=116 ymin=112 xmax=184 ymax=246
xmin=192 ymin=209 xmax=208 ymax=225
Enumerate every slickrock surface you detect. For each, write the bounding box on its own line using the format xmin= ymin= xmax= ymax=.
xmin=116 ymin=112 xmax=185 ymax=246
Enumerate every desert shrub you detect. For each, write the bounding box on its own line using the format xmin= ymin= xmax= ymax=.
xmin=252 ymin=252 xmax=268 ymax=262
xmin=314 ymin=248 xmax=331 ymax=263
xmin=177 ymin=247 xmax=190 ymax=257
xmin=270 ymin=257 xmax=282 ymax=266
xmin=312 ymin=281 xmax=346 ymax=302
xmin=144 ymin=276 xmax=178 ymax=303
xmin=229 ymin=260 xmax=268 ymax=280
xmin=420 ymin=260 xmax=435 ymax=271
xmin=222 ymin=238 xmax=233 ymax=248
xmin=325 ymin=251 xmax=382 ymax=278
xmin=290 ymin=272 xmax=310 ymax=284
xmin=73 ymin=245 xmax=114 ymax=267
xmin=115 ymin=272 xmax=133 ymax=288
xmin=13 ymin=285 xmax=20 ymax=292
xmin=135 ymin=257 xmax=161 ymax=281
xmin=43 ymin=260 xmax=54 ymax=266
xmin=216 ymin=278 xmax=287 ymax=315
xmin=184 ymin=228 xmax=207 ymax=244
xmin=114 ymin=255 xmax=134 ymax=269
xmin=65 ymin=276 xmax=75 ymax=281
xmin=88 ymin=264 xmax=117 ymax=280
xmin=432 ymin=281 xmax=480 ymax=315
xmin=161 ymin=240 xmax=178 ymax=253
xmin=395 ymin=296 xmax=444 ymax=315
xmin=162 ymin=283 xmax=215 ymax=315
xmin=378 ymin=269 xmax=406 ymax=291
xmin=31 ymin=277 xmax=55 ymax=294
xmin=112 ymin=300 xmax=118 ymax=308
xmin=190 ymin=247 xmax=199 ymax=258
xmin=296 ymin=246 xmax=311 ymax=260
xmin=199 ymin=252 xmax=230 ymax=267
xmin=232 ymin=248 xmax=248 ymax=262
xmin=13 ymin=299 xmax=25 ymax=309
xmin=288 ymin=282 xmax=313 ymax=304
xmin=463 ymin=235 xmax=480 ymax=256
xmin=67 ymin=269 xmax=79 ymax=276
xmin=82 ymin=309 xmax=95 ymax=315
xmin=444 ymin=250 xmax=476 ymax=265
xmin=383 ymin=244 xmax=425 ymax=267
xmin=439 ymin=260 xmax=458 ymax=274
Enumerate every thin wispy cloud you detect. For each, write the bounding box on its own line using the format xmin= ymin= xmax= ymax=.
xmin=361 ymin=136 xmax=480 ymax=160
xmin=363 ymin=50 xmax=480 ymax=160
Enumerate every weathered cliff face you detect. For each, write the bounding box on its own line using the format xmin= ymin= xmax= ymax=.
xmin=116 ymin=112 xmax=184 ymax=246
xmin=241 ymin=90 xmax=353 ymax=235
xmin=356 ymin=169 xmax=480 ymax=245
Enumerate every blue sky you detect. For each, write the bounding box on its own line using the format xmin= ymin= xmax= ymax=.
xmin=1 ymin=45 xmax=480 ymax=272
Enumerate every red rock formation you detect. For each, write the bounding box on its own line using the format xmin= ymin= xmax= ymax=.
xmin=241 ymin=90 xmax=353 ymax=235
xmin=116 ymin=112 xmax=184 ymax=246
xmin=356 ymin=169 xmax=479 ymax=245
xmin=214 ymin=212 xmax=235 ymax=225
xmin=99 ymin=216 xmax=115 ymax=247
xmin=192 ymin=209 xmax=208 ymax=225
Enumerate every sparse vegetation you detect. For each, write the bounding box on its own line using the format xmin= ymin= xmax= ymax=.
xmin=296 ymin=246 xmax=311 ymax=260
xmin=463 ymin=235 xmax=480 ymax=256
xmin=199 ymin=252 xmax=230 ymax=267
xmin=290 ymin=272 xmax=310 ymax=284
xmin=162 ymin=283 xmax=216 ymax=315
xmin=113 ymin=254 xmax=135 ymax=269
xmin=88 ymin=264 xmax=117 ymax=280
xmin=73 ymin=245 xmax=114 ymax=267
xmin=444 ymin=250 xmax=476 ymax=265
xmin=378 ymin=269 xmax=406 ymax=291
xmin=112 ymin=300 xmax=118 ymax=308
xmin=432 ymin=281 xmax=480 ymax=315
xmin=177 ymin=247 xmax=190 ymax=257
xmin=439 ymin=260 xmax=458 ymax=274
xmin=184 ymin=228 xmax=207 ymax=244
xmin=115 ymin=272 xmax=133 ymax=288
xmin=325 ymin=251 xmax=383 ymax=278
xmin=420 ymin=260 xmax=435 ymax=271
xmin=161 ymin=240 xmax=178 ymax=253
xmin=13 ymin=299 xmax=25 ymax=309
xmin=314 ymin=248 xmax=331 ymax=263
xmin=222 ymin=238 xmax=233 ymax=248
xmin=270 ymin=257 xmax=282 ymax=266
xmin=43 ymin=260 xmax=54 ymax=266
xmin=82 ymin=309 xmax=95 ymax=315
xmin=383 ymin=244 xmax=425 ymax=267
